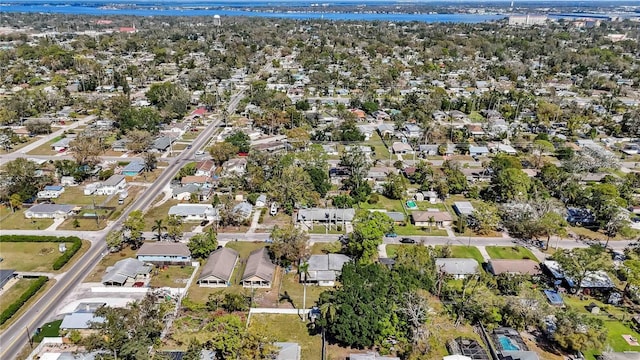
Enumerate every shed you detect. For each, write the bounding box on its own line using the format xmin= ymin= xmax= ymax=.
xmin=198 ymin=247 xmax=239 ymax=287
xmin=242 ymin=248 xmax=275 ymax=288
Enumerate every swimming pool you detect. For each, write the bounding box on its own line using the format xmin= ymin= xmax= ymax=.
xmin=406 ymin=200 xmax=417 ymax=209
xmin=498 ymin=335 xmax=520 ymax=351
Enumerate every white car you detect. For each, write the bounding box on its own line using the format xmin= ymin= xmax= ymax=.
xmin=270 ymin=202 xmax=278 ymax=216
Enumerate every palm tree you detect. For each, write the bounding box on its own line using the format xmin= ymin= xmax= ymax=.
xmin=152 ymin=219 xmax=167 ymax=241
xmin=299 ymin=261 xmax=310 ymax=321
xmin=428 ymin=216 xmax=435 ymax=233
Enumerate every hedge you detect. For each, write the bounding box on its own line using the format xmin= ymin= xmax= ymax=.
xmin=0 ymin=235 xmax=82 ymax=271
xmin=0 ymin=276 xmax=48 ymax=325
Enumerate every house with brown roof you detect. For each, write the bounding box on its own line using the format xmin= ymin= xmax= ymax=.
xmin=136 ymin=242 xmax=191 ymax=265
xmin=197 ymin=247 xmax=239 ymax=287
xmin=410 ymin=211 xmax=453 ymax=228
xmin=487 ymin=259 xmax=540 ymax=276
xmin=242 ymin=248 xmax=275 ymax=288
xmin=181 ymin=175 xmax=210 ymax=186
xmin=195 ymin=160 xmax=215 ymax=177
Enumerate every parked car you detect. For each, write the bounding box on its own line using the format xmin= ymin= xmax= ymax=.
xmin=200 ymin=220 xmax=210 ymax=226
xmin=400 ymin=237 xmax=416 ymax=244
xmin=385 ymin=232 xmax=398 ymax=238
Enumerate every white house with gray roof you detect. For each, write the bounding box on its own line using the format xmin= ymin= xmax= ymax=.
xmin=24 ymin=204 xmax=76 ymax=219
xmin=95 ymin=175 xmax=127 ymax=195
xmin=168 ymin=203 xmax=217 ymax=221
xmin=435 ymin=258 xmax=480 ymax=279
xmin=304 ymin=254 xmax=351 ymax=286
xmin=102 ymin=258 xmax=151 ymax=286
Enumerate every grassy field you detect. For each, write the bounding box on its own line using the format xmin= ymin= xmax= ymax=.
xmin=569 ymin=226 xmax=631 ymax=242
xmin=0 ymin=137 xmax=36 ymax=154
xmin=55 ymin=187 xmax=108 ymax=206
xmin=33 ymin=320 xmax=62 ymax=342
xmin=0 ymin=242 xmax=73 ymax=272
xmin=26 ymin=137 xmax=62 ymax=155
xmin=149 ymin=266 xmax=194 ymax=288
xmin=393 ymin=223 xmax=449 ymax=236
xmin=309 ymin=225 xmax=344 ymax=235
xmin=366 ymin=133 xmax=391 ymax=161
xmin=143 ymin=200 xmax=181 ymax=231
xmin=0 ymin=279 xmax=55 ymax=331
xmin=0 ymin=210 xmax=53 ymax=230
xmin=485 ymin=246 xmax=537 ymax=260
xmin=248 ymin=314 xmax=322 ymax=360
xmin=278 ymin=272 xmax=327 ymax=309
xmin=358 ymin=196 xmax=405 ymax=213
xmin=58 ymin=215 xmax=109 ymax=231
xmin=84 ymin=247 xmax=137 ymax=283
xmin=225 ymin=241 xmax=267 ymax=259
xmin=309 ymin=242 xmax=341 ymax=255
xmin=0 ymin=279 xmax=35 ymax=313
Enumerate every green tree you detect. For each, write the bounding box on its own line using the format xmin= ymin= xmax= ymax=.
xmin=9 ymin=193 xmax=22 ymax=212
xmin=152 ymin=219 xmax=167 ymax=241
xmin=124 ymin=210 xmax=145 ymax=241
xmin=125 ymin=130 xmax=152 ymax=153
xmin=166 ymin=215 xmax=184 ymax=240
xmin=552 ymin=310 xmax=607 ymax=353
xmin=531 ymin=139 xmax=555 ymax=169
xmin=306 ymin=167 xmax=331 ymax=198
xmin=187 ymin=229 xmax=218 ymax=260
xmin=299 ymin=261 xmax=310 ymax=317
xmin=553 ymin=245 xmax=612 ymax=292
xmin=270 ymin=225 xmax=309 ymax=265
xmin=106 ymin=230 xmax=124 ymax=251
xmin=538 ymin=211 xmax=568 ymax=250
xmin=224 ymin=131 xmax=251 ymax=153
xmin=491 ymin=168 xmax=531 ymax=202
xmin=0 ymin=158 xmax=48 ymax=201
xmin=382 ymin=172 xmax=408 ymax=200
xmin=471 ymin=203 xmax=500 ymax=235
xmin=346 ymin=210 xmax=393 ymax=262
xmin=208 ymin=142 xmax=239 ymax=166
xmin=267 ymin=166 xmax=318 ymax=214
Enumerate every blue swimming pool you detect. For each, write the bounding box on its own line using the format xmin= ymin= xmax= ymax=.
xmin=498 ymin=335 xmax=520 ymax=351
xmin=406 ymin=201 xmax=417 ymax=209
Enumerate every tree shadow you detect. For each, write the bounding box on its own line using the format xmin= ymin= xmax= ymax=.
xmin=279 ymin=290 xmax=295 ymax=308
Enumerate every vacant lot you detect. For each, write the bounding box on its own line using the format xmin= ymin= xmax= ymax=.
xmin=0 ymin=279 xmax=35 ymax=313
xmin=0 ymin=242 xmax=73 ymax=272
xmin=149 ymin=266 xmax=194 ymax=288
xmin=56 ymin=187 xmax=107 ymax=206
xmin=248 ymin=314 xmax=322 ymax=360
xmin=278 ymin=272 xmax=327 ymax=309
xmin=0 ymin=210 xmax=53 ymax=230
xmin=485 ymin=246 xmax=537 ymax=260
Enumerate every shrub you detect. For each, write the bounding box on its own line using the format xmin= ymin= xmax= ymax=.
xmin=367 ymin=194 xmax=379 ymax=204
xmin=0 ymin=276 xmax=48 ymax=325
xmin=0 ymin=235 xmax=82 ymax=271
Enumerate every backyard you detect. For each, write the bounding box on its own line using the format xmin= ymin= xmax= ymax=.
xmin=55 ymin=187 xmax=107 ymax=206
xmin=149 ymin=266 xmax=195 ymax=288
xmin=278 ymin=271 xmax=327 ymax=309
xmin=248 ymin=314 xmax=322 ymax=360
xmin=436 ymin=245 xmax=486 ymax=264
xmin=0 ymin=208 xmax=53 ymax=230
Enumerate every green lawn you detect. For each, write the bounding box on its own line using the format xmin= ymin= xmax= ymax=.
xmin=149 ymin=266 xmax=194 ymax=288
xmin=58 ymin=216 xmax=109 ymax=231
xmin=485 ymin=246 xmax=537 ymax=260
xmin=278 ymin=272 xmax=327 ymax=309
xmin=394 ymin=223 xmax=448 ymax=236
xmin=583 ymin=320 xmax=640 ymax=359
xmin=0 ymin=210 xmax=53 ymax=230
xmin=438 ymin=245 xmax=486 ymax=264
xmin=386 ymin=244 xmax=401 ymax=258
xmin=0 ymin=279 xmax=35 ymax=313
xmin=225 ymin=241 xmax=267 ymax=259
xmin=309 ymin=225 xmax=344 ymax=235
xmin=309 ymin=242 xmax=341 ymax=255
xmin=366 ymin=132 xmax=391 ymax=160
xmin=0 ymin=242 xmax=72 ymax=271
xmin=144 ymin=200 xmax=181 ymax=231
xmin=249 ymin=314 xmax=322 ymax=360
xmin=55 ymin=187 xmax=108 ymax=206
xmin=415 ymin=202 xmax=447 ymax=211
xmin=26 ymin=136 xmax=64 ymax=155
xmin=33 ymin=320 xmax=62 ymax=342
xmin=358 ymin=195 xmax=404 ymax=213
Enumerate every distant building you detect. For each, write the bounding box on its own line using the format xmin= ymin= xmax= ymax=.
xmin=508 ymin=15 xmax=548 ymax=26
xmin=213 ymin=14 xmax=222 ymax=27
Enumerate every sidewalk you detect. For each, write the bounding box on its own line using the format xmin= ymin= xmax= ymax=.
xmin=476 ymin=246 xmax=491 ymax=261
xmin=377 ymin=243 xmax=388 ymax=258
xmin=45 ymin=218 xmax=65 ymax=231
xmin=247 ymin=210 xmax=261 ymax=234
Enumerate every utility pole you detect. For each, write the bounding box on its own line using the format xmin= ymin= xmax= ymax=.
xmin=25 ymin=326 xmax=33 ymax=349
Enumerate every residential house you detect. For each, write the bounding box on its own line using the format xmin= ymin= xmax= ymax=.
xmin=60 ymin=176 xmax=77 ymax=187
xmin=542 ymin=260 xmax=615 ymax=291
xmin=487 ymin=259 xmax=540 ymax=276
xmin=385 ymin=211 xmax=406 ymax=224
xmin=418 ymin=144 xmax=439 ymax=156
xmin=168 ymin=204 xmax=217 ymax=221
xmin=167 ymin=122 xmax=190 ymax=138
xmin=304 ymin=254 xmax=352 ymax=286
xmin=297 ymin=208 xmax=356 ymax=224
xmin=51 ymin=137 xmax=72 ymax=152
xmin=497 ymin=144 xmax=517 ymax=155
xmin=392 ymin=142 xmax=413 ymax=154
xmin=469 ymin=146 xmax=490 ymax=157
xmin=414 ymin=190 xmax=438 ymax=204
xmin=466 ymin=124 xmax=485 ymax=137
xmin=433 ymin=110 xmax=447 ymax=121
xmin=377 ymin=124 xmax=395 ymax=138
xmin=172 ymin=184 xmax=212 ymax=202
xmin=367 ymin=167 xmax=397 ymax=181
xmin=454 ymin=202 xmax=475 ymax=217
xmin=411 ymin=211 xmax=453 ymax=228
xmin=255 ymin=194 xmax=267 ymax=208
xmin=435 ymin=258 xmax=480 ymax=279
xmin=136 ymin=242 xmax=192 ymax=265
xmin=0 ymin=269 xmax=16 ymax=290
xmin=195 ymin=160 xmax=215 ymax=177
xmin=101 ymin=258 xmax=152 ymax=286
xmin=222 ymin=157 xmax=247 ymax=176
xmin=197 ymin=247 xmax=239 ymax=287
xmin=37 ymin=185 xmax=65 ymax=199
xmin=232 ymin=202 xmax=253 ymax=220
xmin=151 ymin=136 xmax=175 ymax=153
xmin=241 ymin=247 xmax=275 ymax=288
xmin=403 ymin=123 xmax=422 ymax=138
xmin=111 ymin=139 xmax=129 ymax=152
xmin=321 ymin=144 xmax=338 ymax=156
xmin=60 ymin=312 xmax=105 ymax=334
xmin=181 ymin=175 xmax=210 ymax=187
xmin=24 ymin=204 xmax=76 ymax=219
xmin=121 ymin=162 xmax=145 ymax=177
xmin=96 ymin=175 xmax=126 ymax=195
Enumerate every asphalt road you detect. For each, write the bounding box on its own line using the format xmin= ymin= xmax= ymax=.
xmin=0 ymin=92 xmax=245 ymax=359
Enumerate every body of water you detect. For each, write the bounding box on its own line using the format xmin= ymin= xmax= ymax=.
xmin=0 ymin=1 xmax=507 ymax=23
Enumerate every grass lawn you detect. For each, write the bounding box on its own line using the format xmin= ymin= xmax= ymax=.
xmin=0 ymin=279 xmax=35 ymax=313
xmin=386 ymin=244 xmax=402 ymax=258
xmin=0 ymin=242 xmax=73 ymax=272
xmin=172 ymin=143 xmax=188 ymax=151
xmin=309 ymin=242 xmax=341 ymax=255
xmin=0 ymin=210 xmax=53 ymax=230
xmin=33 ymin=320 xmax=62 ymax=342
xmin=569 ymin=226 xmax=631 ymax=242
xmin=582 ymin=319 xmax=640 ymax=359
xmin=0 ymin=279 xmax=55 ymax=331
xmin=358 ymin=195 xmax=404 ymax=213
xmin=249 ymin=314 xmax=322 ymax=360
xmin=437 ymin=245 xmax=486 ymax=264
xmin=56 ymin=187 xmax=108 ymax=206
xmin=278 ymin=271 xmax=327 ymax=309
xmin=225 ymin=241 xmax=267 ymax=259
xmin=485 ymin=246 xmax=537 ymax=260
xmin=457 ymin=228 xmax=503 ymax=238
xmin=415 ymin=202 xmax=447 ymax=211
xmin=149 ymin=266 xmax=195 ymax=288
xmin=58 ymin=215 xmax=109 ymax=231
xmin=84 ymin=247 xmax=137 ymax=283
xmin=144 ymin=200 xmax=181 ymax=231
xmin=309 ymin=225 xmax=344 ymax=235
xmin=394 ymin=223 xmax=448 ymax=237
xmin=0 ymin=137 xmax=36 ymax=154
xmin=26 ymin=136 xmax=63 ymax=155
xmin=366 ymin=133 xmax=390 ymax=161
